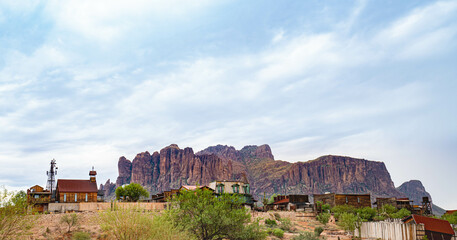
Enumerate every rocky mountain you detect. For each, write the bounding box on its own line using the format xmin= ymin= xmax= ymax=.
xmin=396 ymin=180 xmax=445 ymax=215
xmin=103 ymin=144 xmax=416 ymax=202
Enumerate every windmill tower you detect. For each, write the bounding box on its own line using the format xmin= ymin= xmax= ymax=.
xmin=46 ymin=159 xmax=58 ymax=200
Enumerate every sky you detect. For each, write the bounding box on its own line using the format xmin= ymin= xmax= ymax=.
xmin=0 ymin=0 xmax=456 ymax=209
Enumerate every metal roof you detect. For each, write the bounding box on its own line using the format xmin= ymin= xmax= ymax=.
xmin=56 ymin=179 xmax=98 ymax=193
xmin=409 ymin=214 xmax=455 ymax=235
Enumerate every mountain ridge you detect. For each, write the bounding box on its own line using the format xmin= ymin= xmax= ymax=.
xmin=102 ymin=144 xmax=437 ymax=210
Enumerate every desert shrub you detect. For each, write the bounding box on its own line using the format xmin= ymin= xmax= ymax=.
xmin=274 ymin=213 xmax=281 ymax=221
xmin=442 ymin=211 xmax=457 ymax=225
xmin=321 ymin=204 xmax=331 ymax=213
xmin=72 ymin=231 xmax=91 ymax=240
xmin=0 ymin=188 xmax=35 ymax=239
xmin=279 ymin=217 xmax=293 ymax=232
xmin=314 ymin=226 xmax=324 ymax=236
xmin=272 ymin=228 xmax=284 ymax=238
xmin=293 ymin=231 xmax=320 ymax=240
xmin=338 ymin=212 xmax=359 ymax=235
xmin=165 ymin=187 xmax=266 ymax=240
xmin=265 ymin=219 xmax=277 ymax=226
xmin=60 ymin=213 xmax=78 ymax=233
xmin=378 ymin=204 xmax=397 ymax=216
xmin=356 ymin=207 xmax=377 ymax=221
xmin=317 ymin=212 xmax=331 ymax=225
xmin=332 ymin=205 xmax=356 ymax=220
xmin=99 ymin=207 xmax=186 ymax=240
xmin=390 ymin=208 xmax=411 ymax=219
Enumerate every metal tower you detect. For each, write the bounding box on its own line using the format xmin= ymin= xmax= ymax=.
xmin=46 ymin=159 xmax=58 ymax=198
xmin=422 ymin=196 xmax=433 ymax=216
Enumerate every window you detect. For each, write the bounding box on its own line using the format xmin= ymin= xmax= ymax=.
xmin=357 ymin=197 xmax=360 ymax=203
xmin=75 ymin=193 xmax=78 ymax=202
xmin=346 ymin=197 xmax=348 ymax=203
xmin=232 ymin=184 xmax=240 ymax=193
xmin=243 ymin=185 xmax=250 ymax=194
xmin=85 ymin=193 xmax=88 ymax=202
xmin=34 ymin=194 xmax=39 ymax=199
xmin=64 ymin=193 xmax=67 ymax=202
xmin=217 ymin=184 xmax=224 ymax=193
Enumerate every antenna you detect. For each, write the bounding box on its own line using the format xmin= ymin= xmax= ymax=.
xmin=46 ymin=159 xmax=58 ymax=200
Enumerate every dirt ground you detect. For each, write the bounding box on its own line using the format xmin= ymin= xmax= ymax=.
xmin=21 ymin=210 xmax=350 ymax=240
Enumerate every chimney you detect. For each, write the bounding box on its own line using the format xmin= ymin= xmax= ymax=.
xmin=89 ymin=166 xmax=97 ymax=183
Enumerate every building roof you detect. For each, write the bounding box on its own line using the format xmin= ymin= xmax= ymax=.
xmin=409 ymin=214 xmax=455 ymax=235
xmin=57 ymin=179 xmax=98 ymax=193
xmin=272 ymin=198 xmax=290 ymax=205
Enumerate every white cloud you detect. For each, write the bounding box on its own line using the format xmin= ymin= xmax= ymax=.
xmin=44 ymin=0 xmax=217 ymax=43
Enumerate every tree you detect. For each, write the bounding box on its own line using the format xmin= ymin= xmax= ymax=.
xmin=60 ymin=213 xmax=78 ymax=232
xmin=0 ymin=188 xmax=35 ymax=239
xmin=338 ymin=212 xmax=363 ymax=237
xmin=442 ymin=212 xmax=457 ymax=225
xmin=317 ymin=212 xmax=331 ymax=225
xmin=390 ymin=208 xmax=411 ymax=219
xmin=165 ymin=187 xmax=266 ymax=240
xmin=115 ymin=183 xmax=149 ymax=202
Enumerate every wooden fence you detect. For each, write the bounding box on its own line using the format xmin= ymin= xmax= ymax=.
xmin=355 ymin=221 xmax=425 ymax=240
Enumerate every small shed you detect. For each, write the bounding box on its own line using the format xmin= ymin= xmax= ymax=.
xmin=403 ymin=215 xmax=455 ymax=240
xmin=314 ymin=193 xmax=371 ymax=208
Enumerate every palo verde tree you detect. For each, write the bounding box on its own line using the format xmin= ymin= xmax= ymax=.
xmin=165 ymin=187 xmax=266 ymax=240
xmin=0 ymin=188 xmax=35 ymax=239
xmin=115 ymin=183 xmax=149 ymax=202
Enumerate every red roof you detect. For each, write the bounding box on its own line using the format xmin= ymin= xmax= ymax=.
xmin=272 ymin=198 xmax=290 ymax=205
xmin=57 ymin=179 xmax=98 ymax=193
xmin=411 ymin=215 xmax=455 ymax=235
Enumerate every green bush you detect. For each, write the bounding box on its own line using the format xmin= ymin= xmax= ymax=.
xmin=314 ymin=226 xmax=324 ymax=236
xmin=99 ymin=207 xmax=187 ymax=240
xmin=292 ymin=231 xmax=320 ymax=240
xmin=115 ymin=183 xmax=149 ymax=202
xmin=390 ymin=208 xmax=411 ymax=219
xmin=60 ymin=213 xmax=78 ymax=233
xmin=279 ymin=217 xmax=293 ymax=232
xmin=317 ymin=212 xmax=331 ymax=225
xmin=272 ymin=228 xmax=284 ymax=238
xmin=0 ymin=188 xmax=35 ymax=239
xmin=274 ymin=213 xmax=281 ymax=221
xmin=321 ymin=204 xmax=331 ymax=212
xmin=72 ymin=231 xmax=91 ymax=240
xmin=442 ymin=211 xmax=457 ymax=225
xmin=356 ymin=207 xmax=377 ymax=221
xmin=165 ymin=187 xmax=266 ymax=240
xmin=265 ymin=219 xmax=277 ymax=226
xmin=338 ymin=212 xmax=358 ymax=234
xmin=332 ymin=205 xmax=356 ymax=220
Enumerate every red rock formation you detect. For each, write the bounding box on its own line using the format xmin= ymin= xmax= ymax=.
xmin=104 ymin=144 xmax=404 ymax=202
xmin=115 ymin=156 xmax=132 ymax=186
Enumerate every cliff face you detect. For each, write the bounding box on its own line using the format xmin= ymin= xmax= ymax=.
xmin=104 ymin=144 xmax=403 ymax=200
xmin=107 ymin=144 xmax=233 ymax=195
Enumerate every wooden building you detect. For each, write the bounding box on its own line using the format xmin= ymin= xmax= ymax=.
xmin=268 ymin=195 xmax=310 ymax=211
xmin=208 ymin=180 xmax=256 ymax=208
xmin=313 ymin=193 xmax=371 ymax=208
xmin=27 ymin=185 xmax=51 ymax=212
xmin=374 ymin=197 xmax=423 ymax=214
xmin=55 ymin=170 xmax=98 ymax=203
xmin=403 ymin=215 xmax=456 ymax=240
